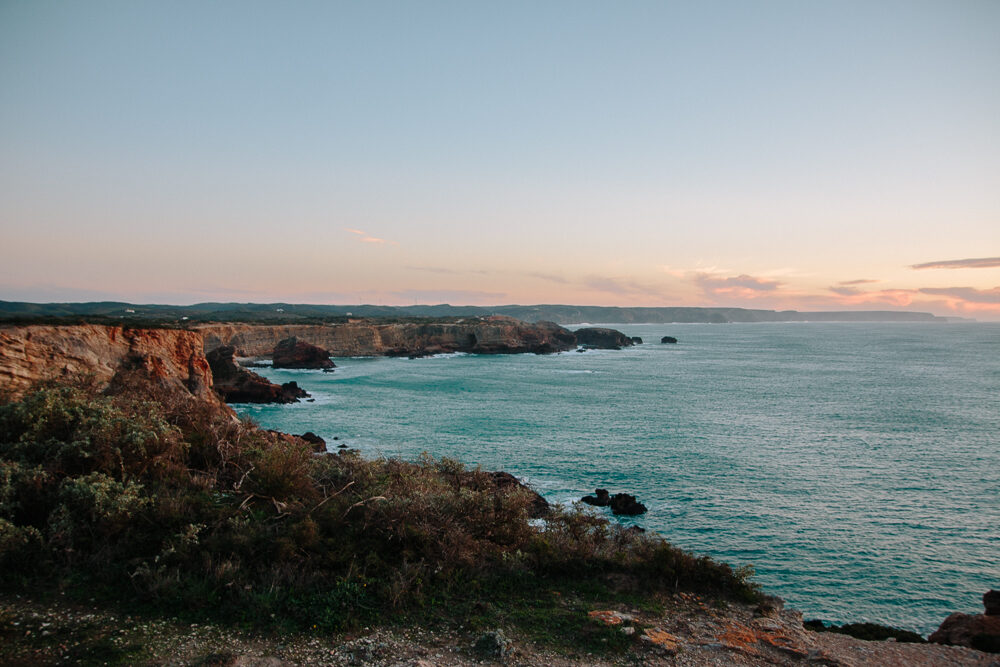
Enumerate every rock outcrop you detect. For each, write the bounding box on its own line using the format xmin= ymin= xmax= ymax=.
xmin=206 ymin=345 xmax=308 ymax=404
xmin=573 ymin=327 xmax=635 ymax=350
xmin=196 ymin=317 xmax=577 ymax=358
xmin=0 ymin=324 xmax=226 ymax=411
xmin=661 ymin=336 xmax=678 ymax=344
xmin=272 ymin=337 xmax=335 ymax=370
xmin=580 ymin=488 xmax=648 ymax=515
xmin=930 ymin=590 xmax=1000 ymax=652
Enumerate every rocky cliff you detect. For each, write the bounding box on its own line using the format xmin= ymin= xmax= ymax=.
xmin=194 ymin=317 xmax=578 ymax=357
xmin=0 ymin=324 xmax=225 ymax=410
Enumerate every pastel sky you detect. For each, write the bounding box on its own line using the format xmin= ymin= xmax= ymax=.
xmin=2 ymin=1 xmax=998 ymax=318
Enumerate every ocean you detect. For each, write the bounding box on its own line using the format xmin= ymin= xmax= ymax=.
xmin=235 ymin=322 xmax=1000 ymax=634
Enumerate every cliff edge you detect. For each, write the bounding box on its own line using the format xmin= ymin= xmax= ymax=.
xmin=0 ymin=324 xmax=225 ymax=410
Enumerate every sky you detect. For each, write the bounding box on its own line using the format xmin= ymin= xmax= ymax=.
xmin=1 ymin=1 xmax=998 ymax=319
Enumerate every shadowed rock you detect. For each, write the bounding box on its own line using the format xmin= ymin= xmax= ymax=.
xmin=930 ymin=590 xmax=1000 ymax=650
xmin=581 ymin=489 xmax=611 ymax=506
xmin=208 ymin=345 xmax=309 ymax=404
xmin=609 ymin=493 xmax=647 ymax=516
xmin=661 ymin=336 xmax=678 ymax=344
xmin=574 ymin=327 xmax=634 ymax=350
xmin=273 ymin=337 xmax=335 ymax=369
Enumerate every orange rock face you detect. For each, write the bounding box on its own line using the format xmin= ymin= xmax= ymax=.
xmin=0 ymin=325 xmax=225 ymax=410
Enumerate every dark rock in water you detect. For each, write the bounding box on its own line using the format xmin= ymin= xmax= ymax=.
xmin=583 ymin=488 xmax=647 ymax=515
xmin=630 ymin=336 xmax=643 ymax=344
xmin=306 ymin=398 xmax=315 ymax=402
xmin=985 ymin=590 xmax=1000 ymax=616
xmin=661 ymin=336 xmax=678 ymax=344
xmin=280 ymin=381 xmax=309 ymax=400
xmin=272 ymin=336 xmax=336 ymax=369
xmin=207 ymin=345 xmax=307 ymax=404
xmin=807 ymin=620 xmax=926 ymax=643
xmin=931 ymin=591 xmax=1000 ymax=649
xmin=489 ymin=471 xmax=550 ymax=518
xmin=573 ymin=327 xmax=634 ymax=350
xmin=581 ymin=488 xmax=611 ymax=507
xmin=609 ymin=493 xmax=647 ymax=516
xmin=337 ymin=443 xmax=348 ymax=449
xmin=296 ymin=431 xmax=326 ymax=452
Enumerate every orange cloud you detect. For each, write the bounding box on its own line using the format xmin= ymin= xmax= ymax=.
xmin=694 ymin=273 xmax=782 ymax=299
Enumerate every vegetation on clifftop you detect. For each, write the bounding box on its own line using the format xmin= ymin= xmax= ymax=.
xmin=0 ymin=383 xmax=758 ymax=644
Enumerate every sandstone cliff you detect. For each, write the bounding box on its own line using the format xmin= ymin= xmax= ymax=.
xmin=194 ymin=317 xmax=578 ymax=357
xmin=0 ymin=324 xmax=225 ymax=410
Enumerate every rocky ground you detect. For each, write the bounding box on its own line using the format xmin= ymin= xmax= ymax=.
xmin=2 ymin=593 xmax=996 ymax=667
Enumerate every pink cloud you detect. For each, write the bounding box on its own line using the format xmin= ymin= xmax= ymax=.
xmin=911 ymin=257 xmax=1000 ymax=270
xmin=919 ymin=286 xmax=1000 ymax=304
xmin=344 ymin=228 xmax=395 ymax=245
xmin=694 ymin=273 xmax=782 ymax=300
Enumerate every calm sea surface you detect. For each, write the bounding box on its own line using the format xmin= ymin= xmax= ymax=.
xmin=236 ymin=322 xmax=1000 ymax=634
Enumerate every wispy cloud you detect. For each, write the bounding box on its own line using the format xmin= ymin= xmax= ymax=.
xmin=344 ymin=228 xmax=395 ymax=245
xmin=528 ymin=271 xmax=570 ymax=284
xmin=918 ymin=286 xmax=1000 ymax=304
xmin=829 ymin=286 xmax=862 ymax=296
xmin=911 ymin=257 xmax=1000 ymax=270
xmin=838 ymin=278 xmax=879 ymax=286
xmin=695 ymin=273 xmax=782 ymax=297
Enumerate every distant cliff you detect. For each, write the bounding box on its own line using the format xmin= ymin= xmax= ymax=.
xmin=194 ymin=317 xmax=578 ymax=357
xmin=0 ymin=324 xmax=226 ymax=410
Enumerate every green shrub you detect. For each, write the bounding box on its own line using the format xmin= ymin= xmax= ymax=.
xmin=0 ymin=381 xmax=761 ymax=633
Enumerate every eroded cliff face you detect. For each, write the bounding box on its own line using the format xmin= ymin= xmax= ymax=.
xmin=0 ymin=325 xmax=225 ymax=410
xmin=194 ymin=317 xmax=578 ymax=357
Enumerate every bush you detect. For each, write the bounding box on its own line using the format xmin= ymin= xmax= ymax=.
xmin=0 ymin=381 xmax=760 ymax=630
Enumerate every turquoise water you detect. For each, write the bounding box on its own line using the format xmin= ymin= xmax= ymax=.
xmin=235 ymin=323 xmax=1000 ymax=634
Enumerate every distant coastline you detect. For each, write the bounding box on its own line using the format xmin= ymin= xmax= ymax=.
xmin=0 ymin=299 xmax=970 ymax=326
